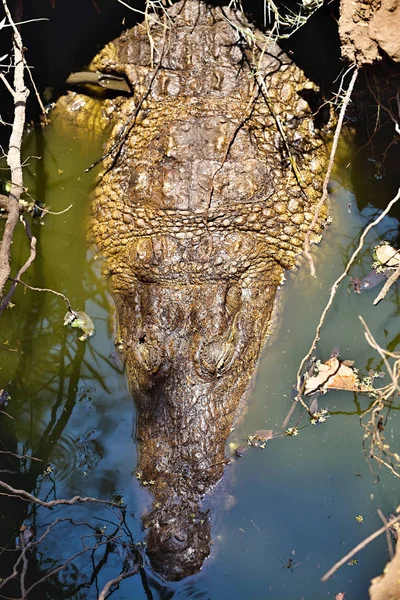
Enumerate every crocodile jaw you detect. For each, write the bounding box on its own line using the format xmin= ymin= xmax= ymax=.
xmin=114 ymin=276 xmax=279 ymax=579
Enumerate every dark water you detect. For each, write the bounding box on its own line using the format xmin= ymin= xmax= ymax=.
xmin=0 ymin=103 xmax=399 ymax=600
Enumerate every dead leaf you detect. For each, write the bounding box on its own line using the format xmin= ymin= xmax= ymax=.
xmin=305 ymin=357 xmax=372 ymax=395
xmin=375 ymin=244 xmax=400 ymax=269
xmin=248 ymin=430 xmax=274 ymax=447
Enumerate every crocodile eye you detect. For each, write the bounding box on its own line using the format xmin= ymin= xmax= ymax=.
xmin=196 ymin=338 xmax=235 ymax=378
xmin=225 ymin=284 xmax=242 ymax=318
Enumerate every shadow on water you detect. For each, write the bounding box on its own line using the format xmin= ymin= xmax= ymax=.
xmin=0 ymin=116 xmax=142 ymax=597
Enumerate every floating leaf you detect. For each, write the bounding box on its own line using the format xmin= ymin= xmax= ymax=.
xmin=247 ymin=430 xmax=274 ymax=447
xmin=374 ymin=243 xmax=400 ymax=269
xmin=304 ymin=357 xmax=373 ymax=396
xmin=64 ymin=310 xmax=95 ymax=341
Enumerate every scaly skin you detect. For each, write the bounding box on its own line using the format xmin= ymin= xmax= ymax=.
xmin=55 ymin=0 xmax=331 ymax=580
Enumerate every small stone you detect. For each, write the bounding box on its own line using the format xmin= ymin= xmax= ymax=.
xmin=234 ymin=446 xmax=247 ymax=458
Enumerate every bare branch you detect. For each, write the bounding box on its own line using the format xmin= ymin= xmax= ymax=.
xmin=0 ymin=216 xmax=37 ymax=313
xmin=296 ymin=185 xmax=400 ymax=394
xmin=98 ymin=566 xmax=140 ymax=600
xmin=373 ymin=265 xmax=400 ymax=305
xmin=303 ymin=66 xmax=359 ymax=277
xmin=321 ymin=512 xmax=400 ymax=582
xmin=0 ymin=0 xmax=30 ymax=298
xmin=0 ymin=450 xmax=43 ymax=463
xmin=66 ymin=71 xmax=131 ymax=94
xmin=377 ymin=508 xmax=394 ymax=560
xmin=39 ymin=203 xmax=73 ymax=215
xmin=0 ymin=479 xmax=112 ymax=508
xmin=5 ymin=277 xmax=73 ymax=312
xmin=0 ymin=72 xmax=15 ymax=97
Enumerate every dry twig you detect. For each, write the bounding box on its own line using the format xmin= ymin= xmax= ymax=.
xmin=0 ymin=0 xmax=29 ymax=298
xmin=0 ymin=479 xmax=112 ymax=508
xmin=359 ymin=316 xmax=400 ymax=478
xmin=373 ymin=265 xmax=400 ymax=305
xmin=98 ymin=565 xmax=140 ymax=600
xmin=303 ymin=66 xmax=359 ymax=278
xmin=296 ymin=185 xmax=400 ymax=394
xmin=321 ymin=511 xmax=400 ymax=582
xmin=377 ymin=508 xmax=394 ymax=560
xmin=5 ymin=277 xmax=73 ymax=311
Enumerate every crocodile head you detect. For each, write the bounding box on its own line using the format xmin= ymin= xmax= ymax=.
xmin=112 ymin=247 xmax=281 ymax=579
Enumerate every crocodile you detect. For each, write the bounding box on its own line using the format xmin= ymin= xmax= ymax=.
xmin=54 ymin=0 xmax=332 ymax=581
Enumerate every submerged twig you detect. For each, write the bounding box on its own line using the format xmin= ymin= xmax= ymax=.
xmin=377 ymin=508 xmax=394 ymax=560
xmin=98 ymin=566 xmax=140 ymax=600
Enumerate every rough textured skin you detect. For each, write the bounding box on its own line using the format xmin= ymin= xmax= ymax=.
xmin=339 ymin=0 xmax=400 ymax=64
xmin=55 ymin=0 xmax=331 ymax=581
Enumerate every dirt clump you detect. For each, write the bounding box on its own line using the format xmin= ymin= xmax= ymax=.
xmin=339 ymin=0 xmax=400 ymax=64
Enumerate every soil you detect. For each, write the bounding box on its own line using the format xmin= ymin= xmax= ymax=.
xmin=339 ymin=0 xmax=400 ymax=64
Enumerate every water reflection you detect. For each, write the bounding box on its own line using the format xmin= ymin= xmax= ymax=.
xmin=0 ymin=115 xmax=399 ymax=597
xmin=0 ymin=118 xmax=140 ymax=598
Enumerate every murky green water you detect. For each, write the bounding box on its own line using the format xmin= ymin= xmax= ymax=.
xmin=0 ymin=114 xmax=399 ymax=599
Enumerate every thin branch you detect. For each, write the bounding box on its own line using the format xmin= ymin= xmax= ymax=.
xmin=39 ymin=203 xmax=73 ymax=215
xmin=303 ymin=66 xmax=358 ymax=277
xmin=321 ymin=512 xmax=400 ymax=582
xmin=295 ymin=185 xmax=400 ymax=394
xmin=98 ymin=566 xmax=140 ymax=600
xmin=373 ymin=265 xmax=400 ymax=305
xmin=377 ymin=508 xmax=394 ymax=560
xmin=0 ymin=216 xmax=37 ymax=313
xmin=2 ymin=17 xmax=49 ymax=27
xmin=360 ymin=316 xmax=400 ymax=394
xmin=24 ymin=62 xmax=47 ymax=123
xmin=0 ymin=450 xmax=43 ymax=463
xmin=0 ymin=72 xmax=15 ymax=97
xmin=66 ymin=71 xmax=131 ymax=94
xmin=0 ymin=0 xmax=30 ymax=298
xmin=0 ymin=479 xmax=112 ymax=508
xmin=5 ymin=278 xmax=73 ymax=311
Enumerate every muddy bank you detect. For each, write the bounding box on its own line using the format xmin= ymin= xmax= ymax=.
xmin=339 ymin=0 xmax=400 ymax=64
